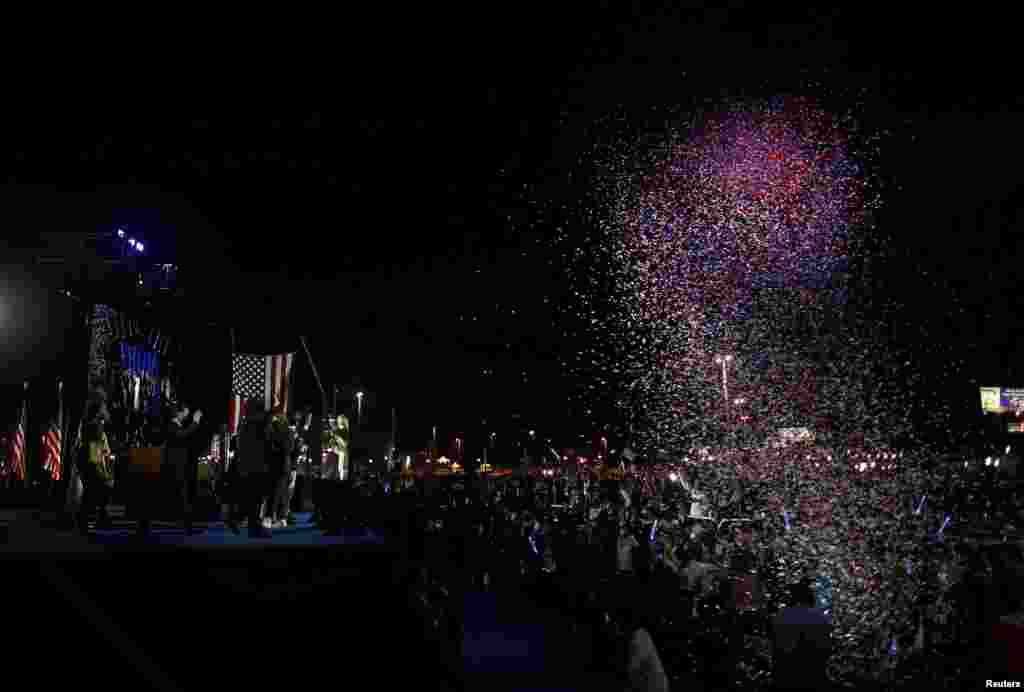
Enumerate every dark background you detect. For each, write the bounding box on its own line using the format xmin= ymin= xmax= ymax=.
xmin=1 ymin=6 xmax=1021 ymax=451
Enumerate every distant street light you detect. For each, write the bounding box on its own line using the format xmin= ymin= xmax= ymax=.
xmin=714 ymin=355 xmax=733 ymax=405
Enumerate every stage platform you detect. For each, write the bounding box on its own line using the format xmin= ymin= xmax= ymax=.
xmin=0 ymin=507 xmax=461 ymax=692
xmin=0 ymin=509 xmax=386 ymax=555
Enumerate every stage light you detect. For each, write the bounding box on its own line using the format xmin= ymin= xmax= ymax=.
xmin=117 ymin=229 xmax=125 ymax=238
xmin=137 ymin=243 xmax=144 ymax=252
xmin=129 ymin=238 xmax=136 ymax=248
xmin=986 ymin=457 xmax=992 ymax=466
xmin=995 ymin=459 xmax=1001 ymax=467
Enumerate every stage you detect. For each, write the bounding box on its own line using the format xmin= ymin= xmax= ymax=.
xmin=0 ymin=508 xmax=385 ymax=552
xmin=0 ymin=506 xmax=461 ymax=692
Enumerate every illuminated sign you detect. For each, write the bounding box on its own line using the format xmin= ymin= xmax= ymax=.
xmin=772 ymin=428 xmax=815 ymax=447
xmin=981 ymin=387 xmax=1024 ymax=415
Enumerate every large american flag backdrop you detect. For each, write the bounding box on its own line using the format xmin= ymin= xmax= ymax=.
xmin=229 ymin=353 xmax=294 ymax=433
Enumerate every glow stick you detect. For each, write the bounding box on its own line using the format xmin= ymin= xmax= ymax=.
xmin=650 ymin=519 xmax=659 ymax=543
xmin=915 ymin=495 xmax=927 ymax=515
xmin=783 ymin=510 xmax=791 ymax=531
xmin=938 ymin=513 xmax=952 ymax=536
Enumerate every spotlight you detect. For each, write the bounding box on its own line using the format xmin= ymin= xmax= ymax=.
xmin=117 ymin=229 xmax=125 ymax=238
xmin=129 ymin=238 xmax=136 ymax=248
xmin=137 ymin=243 xmax=144 ymax=252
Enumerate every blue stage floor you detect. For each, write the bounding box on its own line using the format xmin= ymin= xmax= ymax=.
xmin=84 ymin=511 xmax=385 ymax=548
xmin=1 ymin=510 xmax=385 ymax=552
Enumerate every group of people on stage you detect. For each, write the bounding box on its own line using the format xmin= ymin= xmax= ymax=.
xmin=69 ymin=391 xmax=362 ymax=540
xmin=225 ymin=398 xmax=311 ymax=538
xmin=71 ymin=393 xmax=213 ymax=537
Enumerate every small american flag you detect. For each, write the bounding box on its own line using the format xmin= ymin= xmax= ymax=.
xmin=8 ymin=390 xmax=27 ymax=482
xmin=41 ymin=382 xmax=63 ymax=481
xmin=232 ymin=353 xmax=294 ymax=417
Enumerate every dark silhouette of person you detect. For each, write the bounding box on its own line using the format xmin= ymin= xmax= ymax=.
xmin=167 ymin=402 xmax=204 ymax=535
xmin=236 ymin=402 xmax=273 ymax=539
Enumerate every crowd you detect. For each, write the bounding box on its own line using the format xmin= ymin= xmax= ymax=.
xmin=397 ymin=446 xmax=1024 ymax=689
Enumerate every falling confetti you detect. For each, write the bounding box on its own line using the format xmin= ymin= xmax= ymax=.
xmin=538 ymin=92 xmax=982 ymax=685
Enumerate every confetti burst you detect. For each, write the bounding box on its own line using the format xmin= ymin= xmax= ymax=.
xmin=545 ymin=92 xmax=981 ymax=684
xmin=558 ymin=94 xmax=917 ymax=453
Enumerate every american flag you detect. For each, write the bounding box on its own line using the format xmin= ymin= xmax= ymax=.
xmin=7 ymin=396 xmax=27 ymax=482
xmin=41 ymin=382 xmax=64 ymax=481
xmin=231 ymin=353 xmax=294 ymax=421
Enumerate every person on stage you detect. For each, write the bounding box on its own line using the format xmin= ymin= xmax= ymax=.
xmin=267 ymin=405 xmax=294 ymax=528
xmin=167 ymin=402 xmax=204 ymax=535
xmin=289 ymin=406 xmax=314 ymax=522
xmin=236 ymin=401 xmax=273 ymax=539
xmin=316 ymin=415 xmax=349 ymax=535
xmin=76 ymin=400 xmax=114 ymax=536
xmin=223 ymin=432 xmax=242 ymax=535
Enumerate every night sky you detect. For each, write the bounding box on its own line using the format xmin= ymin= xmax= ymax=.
xmin=2 ymin=7 xmax=1021 ymax=449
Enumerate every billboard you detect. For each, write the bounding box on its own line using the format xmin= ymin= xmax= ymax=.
xmin=771 ymin=427 xmax=815 ymax=448
xmin=980 ymin=387 xmax=1024 ymax=415
xmin=981 ymin=387 xmax=1024 ymax=434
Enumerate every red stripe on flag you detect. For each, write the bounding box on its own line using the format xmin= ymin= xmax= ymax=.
xmin=228 ymin=396 xmax=242 ymax=434
xmin=279 ymin=353 xmax=292 ymax=415
xmin=271 ymin=355 xmax=282 ymax=412
xmin=267 ymin=353 xmax=293 ymax=415
xmin=264 ymin=356 xmax=274 ymax=412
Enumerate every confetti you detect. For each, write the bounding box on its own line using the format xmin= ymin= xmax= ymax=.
xmin=537 ymin=93 xmax=983 ymax=685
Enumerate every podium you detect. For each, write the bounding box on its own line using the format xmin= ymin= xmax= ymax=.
xmin=121 ymin=447 xmax=174 ymax=520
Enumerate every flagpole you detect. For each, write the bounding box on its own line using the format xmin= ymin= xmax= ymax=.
xmin=391 ymin=407 xmax=397 ymax=472
xmin=54 ymin=379 xmax=64 ymax=501
xmin=299 ymin=336 xmax=327 ymax=504
xmin=21 ymin=380 xmax=30 ymax=488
